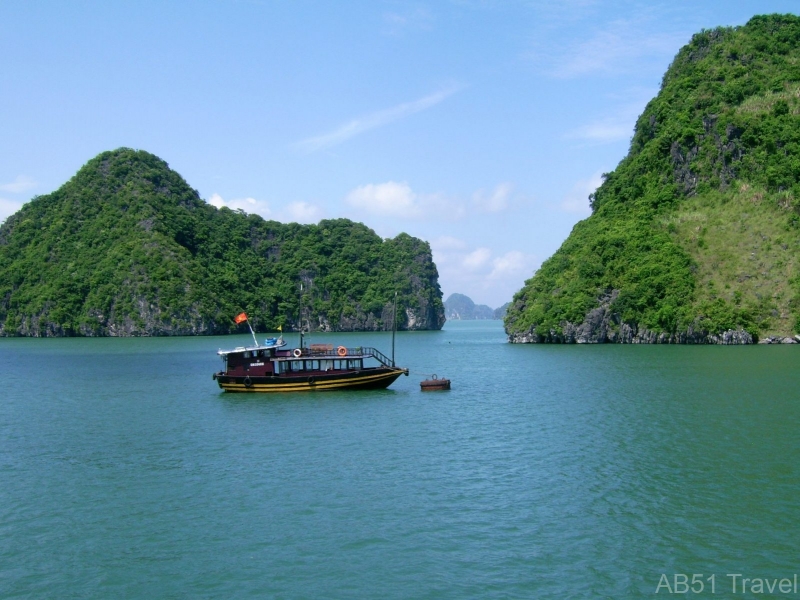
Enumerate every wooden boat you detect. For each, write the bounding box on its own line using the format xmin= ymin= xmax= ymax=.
xmin=213 ymin=336 xmax=408 ymax=393
xmin=420 ymin=374 xmax=450 ymax=391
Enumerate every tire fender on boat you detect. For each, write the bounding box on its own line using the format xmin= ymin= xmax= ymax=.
xmin=308 ymin=376 xmax=315 ymax=385
xmin=337 ymin=346 xmax=347 ymax=356
xmin=243 ymin=376 xmax=252 ymax=388
xmin=293 ymin=348 xmax=302 ymax=358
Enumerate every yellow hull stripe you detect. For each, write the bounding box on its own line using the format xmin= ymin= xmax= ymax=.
xmin=219 ymin=370 xmax=404 ymax=393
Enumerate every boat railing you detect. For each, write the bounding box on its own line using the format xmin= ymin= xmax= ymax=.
xmin=302 ymin=345 xmax=394 ymax=367
xmin=358 ymin=346 xmax=393 ymax=367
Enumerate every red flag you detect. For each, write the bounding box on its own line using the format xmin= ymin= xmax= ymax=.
xmin=234 ymin=312 xmax=248 ymax=324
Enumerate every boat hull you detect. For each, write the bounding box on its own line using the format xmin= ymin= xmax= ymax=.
xmin=215 ymin=367 xmax=407 ymax=393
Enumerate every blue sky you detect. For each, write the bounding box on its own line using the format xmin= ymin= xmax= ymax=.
xmin=1 ymin=1 xmax=797 ymax=307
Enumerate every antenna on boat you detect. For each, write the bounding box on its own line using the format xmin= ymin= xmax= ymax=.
xmin=392 ymin=291 xmax=397 ymax=367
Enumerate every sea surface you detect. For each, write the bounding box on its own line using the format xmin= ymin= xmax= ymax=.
xmin=1 ymin=320 xmax=799 ymax=599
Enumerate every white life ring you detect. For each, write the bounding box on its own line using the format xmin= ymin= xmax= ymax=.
xmin=293 ymin=348 xmax=302 ymax=358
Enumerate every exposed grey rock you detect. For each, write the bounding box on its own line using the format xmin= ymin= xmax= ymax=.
xmin=507 ymin=289 xmax=755 ymax=345
xmin=758 ymin=335 xmax=798 ymax=344
xmin=670 ymin=114 xmax=746 ymax=196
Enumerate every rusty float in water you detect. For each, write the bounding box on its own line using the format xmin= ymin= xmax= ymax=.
xmin=420 ymin=374 xmax=451 ymax=391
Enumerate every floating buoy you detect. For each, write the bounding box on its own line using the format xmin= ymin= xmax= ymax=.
xmin=420 ymin=374 xmax=451 ymax=391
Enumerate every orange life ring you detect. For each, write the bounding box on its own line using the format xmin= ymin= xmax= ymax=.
xmin=293 ymin=348 xmax=302 ymax=358
xmin=337 ymin=346 xmax=347 ymax=357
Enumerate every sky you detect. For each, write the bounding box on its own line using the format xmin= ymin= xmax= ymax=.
xmin=1 ymin=0 xmax=798 ymax=308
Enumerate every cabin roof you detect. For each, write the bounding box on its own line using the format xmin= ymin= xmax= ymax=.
xmin=217 ymin=337 xmax=286 ymax=356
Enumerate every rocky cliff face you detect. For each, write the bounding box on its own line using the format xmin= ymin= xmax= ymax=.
xmin=9 ymin=301 xmax=222 ymax=338
xmin=507 ymin=291 xmax=755 ymax=344
xmin=315 ymin=298 xmax=444 ymax=332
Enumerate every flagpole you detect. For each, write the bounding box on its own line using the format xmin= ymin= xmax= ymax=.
xmin=392 ymin=291 xmax=397 ymax=367
xmin=247 ymin=318 xmax=258 ymax=347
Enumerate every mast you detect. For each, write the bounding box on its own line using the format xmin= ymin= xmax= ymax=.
xmin=299 ymin=282 xmax=305 ymax=349
xmin=392 ymin=291 xmax=397 ymax=367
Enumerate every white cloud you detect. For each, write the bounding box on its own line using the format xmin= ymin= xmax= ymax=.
xmin=345 ymin=180 xmax=519 ymax=223
xmin=208 ymin=193 xmax=225 ymax=208
xmin=473 ymin=182 xmax=511 ymax=212
xmin=568 ymin=119 xmax=631 ymax=143
xmin=0 ymin=197 xmax=24 ymax=223
xmin=0 ymin=175 xmax=37 ymax=194
xmin=433 ymin=241 xmax=538 ymax=308
xmin=344 ymin=181 xmax=468 ymax=221
xmin=462 ymin=247 xmax=492 ymax=271
xmin=566 ymin=90 xmax=655 ymax=145
xmin=294 ymin=84 xmax=462 ymax=153
xmin=561 ymin=170 xmax=604 ymax=215
xmin=490 ymin=250 xmax=530 ymax=279
xmin=208 ymin=193 xmax=323 ymax=224
xmin=528 ymin=10 xmax=688 ymax=80
xmin=280 ymin=201 xmax=322 ymax=224
xmin=208 ymin=193 xmax=272 ymax=219
xmin=557 ymin=27 xmax=682 ymax=79
xmin=346 ymin=181 xmax=423 ymax=218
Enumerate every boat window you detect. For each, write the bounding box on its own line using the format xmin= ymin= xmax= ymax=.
xmin=244 ymin=351 xmax=252 ymax=358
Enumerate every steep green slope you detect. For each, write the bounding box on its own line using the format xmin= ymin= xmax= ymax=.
xmin=506 ymin=13 xmax=800 ymax=344
xmin=0 ymin=149 xmax=444 ymax=336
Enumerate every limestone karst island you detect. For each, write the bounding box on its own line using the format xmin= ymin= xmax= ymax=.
xmin=505 ymin=14 xmax=800 ymax=345
xmin=0 ymin=149 xmax=445 ymax=337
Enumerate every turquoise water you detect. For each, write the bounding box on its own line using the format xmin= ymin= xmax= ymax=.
xmin=2 ymin=321 xmax=799 ymax=598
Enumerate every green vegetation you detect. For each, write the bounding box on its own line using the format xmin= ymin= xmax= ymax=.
xmin=0 ymin=149 xmax=444 ymax=336
xmin=506 ymin=13 xmax=800 ymax=342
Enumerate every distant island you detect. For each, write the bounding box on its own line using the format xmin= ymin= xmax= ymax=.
xmin=0 ymin=149 xmax=445 ymax=337
xmin=506 ymin=14 xmax=800 ymax=345
xmin=445 ymin=293 xmax=508 ymax=320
